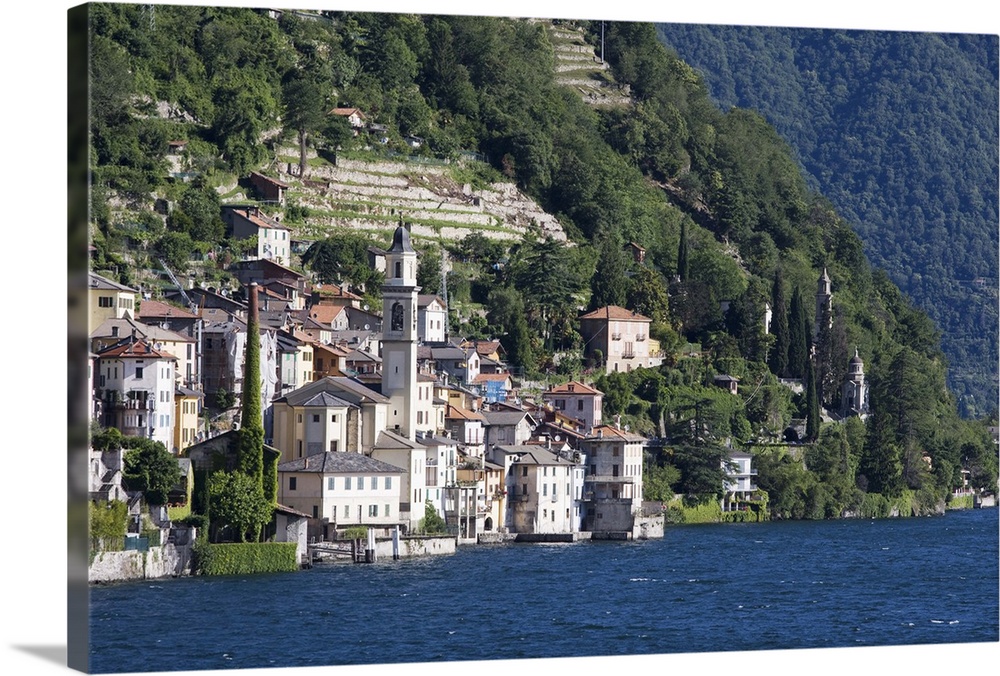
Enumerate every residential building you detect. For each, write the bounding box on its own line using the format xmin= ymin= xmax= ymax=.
xmin=91 ymin=317 xmax=198 ymax=391
xmin=200 ymin=316 xmax=278 ymax=429
xmin=95 ymin=338 xmax=177 ymax=449
xmin=722 ymin=451 xmax=758 ymax=512
xmin=428 ymin=345 xmax=481 ymax=386
xmin=483 ymin=409 xmax=537 ymax=449
xmin=417 ymin=295 xmax=448 ymax=344
xmin=223 ymin=205 xmax=291 ymax=265
xmin=89 ymin=272 xmax=137 ymax=331
xmin=249 ymin=171 xmax=289 ymax=204
xmin=542 ymin=381 xmax=603 ymax=433
xmin=277 ymin=452 xmax=406 ymax=532
xmin=370 ymin=429 xmax=428 ymax=533
xmin=271 ymin=376 xmax=390 ymax=462
xmin=493 ymin=445 xmax=583 ymax=535
xmin=579 ymin=305 xmax=661 ymax=374
xmin=445 ymin=404 xmax=486 ymax=457
xmin=472 ymin=372 xmax=513 ymax=403
xmin=579 ymin=425 xmax=645 ymax=537
xmin=173 ymin=386 xmax=203 ymax=454
xmin=276 ymin=329 xmax=315 ymax=396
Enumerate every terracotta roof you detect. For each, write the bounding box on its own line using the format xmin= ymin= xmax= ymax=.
xmin=137 ymin=299 xmax=198 ymax=320
xmin=97 ymin=338 xmax=178 ymax=361
xmin=585 ymin=425 xmax=646 ymax=442
xmin=311 ymin=283 xmax=362 ymax=300
xmin=234 ymin=207 xmax=288 ymax=231
xmin=473 ymin=373 xmax=512 ymax=384
xmin=545 ymin=380 xmax=603 ymax=396
xmin=447 ymin=405 xmax=484 ymax=421
xmin=330 ymin=107 xmax=366 ymax=118
xmin=579 ymin=305 xmax=650 ymax=322
xmin=306 ymin=304 xmax=349 ymax=326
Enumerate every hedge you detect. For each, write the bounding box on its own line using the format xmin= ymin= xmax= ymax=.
xmin=194 ymin=542 xmax=299 ymax=576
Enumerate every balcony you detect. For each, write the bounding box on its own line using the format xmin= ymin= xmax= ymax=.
xmin=611 ymin=333 xmax=622 ymax=341
xmin=585 ymin=475 xmax=634 ymax=484
xmin=622 ymin=350 xmax=635 ymax=359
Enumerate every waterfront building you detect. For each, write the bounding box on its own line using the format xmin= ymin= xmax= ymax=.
xmin=579 ymin=425 xmax=645 ymax=537
xmin=95 ymin=338 xmax=177 ymax=449
xmin=492 ymin=444 xmax=584 ymax=535
xmin=370 ymin=429 xmax=427 ymax=533
xmin=276 ymin=451 xmax=406 ymax=534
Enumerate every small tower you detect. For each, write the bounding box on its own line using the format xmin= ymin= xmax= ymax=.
xmin=841 ymin=347 xmax=868 ymax=417
xmin=381 ymin=225 xmax=420 ymax=439
xmin=814 ymin=267 xmax=832 ymax=338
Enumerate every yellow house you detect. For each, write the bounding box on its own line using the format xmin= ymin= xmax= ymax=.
xmin=89 ymin=272 xmax=137 ymax=331
xmin=173 ymin=386 xmax=203 ymax=455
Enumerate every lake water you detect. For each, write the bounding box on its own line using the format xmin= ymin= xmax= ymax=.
xmin=88 ymin=508 xmax=998 ymax=673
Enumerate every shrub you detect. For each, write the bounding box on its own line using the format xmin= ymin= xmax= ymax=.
xmin=193 ymin=542 xmax=298 ymax=575
xmin=89 ymin=500 xmax=129 ymax=551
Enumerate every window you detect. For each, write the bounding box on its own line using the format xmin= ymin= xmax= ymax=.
xmin=331 ymin=414 xmax=338 ymax=423
xmin=297 ymin=414 xmax=302 ymax=423
xmin=289 ymin=477 xmax=297 ymax=490
xmin=368 ymin=505 xmax=378 ymax=517
xmin=371 ymin=477 xmax=377 ymax=490
xmin=332 ymin=506 xmax=337 ymax=520
xmin=384 ymin=504 xmax=390 ymax=517
xmin=385 ymin=476 xmax=392 ymax=489
xmin=577 ymin=400 xmax=584 ymax=411
xmin=543 ymin=509 xmax=547 ymax=518
xmin=312 ymin=414 xmax=320 ymax=423
xmin=135 ymin=367 xmax=144 ymax=379
xmin=542 ymin=483 xmax=547 ymax=496
xmin=395 ymin=261 xmax=402 ymax=278
xmin=521 ymin=466 xmax=528 ymax=477
xmin=327 ymin=478 xmax=335 ymax=490
xmin=345 ymin=477 xmax=352 ymax=489
xmin=312 ymin=505 xmax=319 ymax=518
xmin=521 ymin=483 xmax=527 ymax=495
xmin=98 ymin=296 xmax=113 ymax=308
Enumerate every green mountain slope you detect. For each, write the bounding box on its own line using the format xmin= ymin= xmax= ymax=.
xmin=654 ymin=24 xmax=999 ymax=417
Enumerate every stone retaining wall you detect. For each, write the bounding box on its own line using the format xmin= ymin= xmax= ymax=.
xmin=89 ymin=543 xmax=194 ymax=583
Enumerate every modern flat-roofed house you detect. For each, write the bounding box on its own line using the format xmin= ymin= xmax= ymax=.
xmin=89 ymin=272 xmax=138 ymax=331
xmin=579 ymin=305 xmax=661 ymax=374
xmin=722 ymin=450 xmax=758 ymax=512
xmin=277 ymin=451 xmax=406 ymax=534
xmin=223 ymin=205 xmax=291 ymax=265
xmin=542 ymin=381 xmax=603 ymax=433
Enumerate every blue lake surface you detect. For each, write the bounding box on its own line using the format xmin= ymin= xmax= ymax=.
xmin=88 ymin=508 xmax=998 ymax=673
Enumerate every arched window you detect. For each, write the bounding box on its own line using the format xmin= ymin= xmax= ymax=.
xmin=391 ymin=302 xmax=404 ymax=331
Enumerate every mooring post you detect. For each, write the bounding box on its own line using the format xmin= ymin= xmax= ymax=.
xmin=364 ymin=527 xmax=375 ymax=563
xmin=392 ymin=525 xmax=400 ymax=560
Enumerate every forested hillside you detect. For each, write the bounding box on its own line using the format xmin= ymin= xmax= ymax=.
xmin=87 ymin=5 xmax=997 ymax=516
xmin=654 ymin=24 xmax=999 ymax=418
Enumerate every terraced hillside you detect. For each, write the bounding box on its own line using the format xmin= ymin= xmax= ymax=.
xmin=251 ymin=152 xmax=567 ymax=248
xmin=545 ymin=21 xmax=632 ymax=107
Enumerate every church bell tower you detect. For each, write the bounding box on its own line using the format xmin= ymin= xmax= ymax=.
xmin=381 ymin=225 xmax=420 ymax=439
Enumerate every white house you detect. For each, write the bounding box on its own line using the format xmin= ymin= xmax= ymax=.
xmin=224 ymin=206 xmax=291 ymax=265
xmin=722 ymin=450 xmax=757 ymax=512
xmin=492 ymin=445 xmax=584 ymax=535
xmin=95 ymin=338 xmax=177 ymax=449
xmin=370 ymin=429 xmax=428 ymax=533
xmin=417 ymin=295 xmax=448 ymax=344
xmin=277 ymin=452 xmax=406 ymax=534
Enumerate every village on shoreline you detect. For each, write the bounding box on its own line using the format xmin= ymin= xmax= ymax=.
xmin=86 ymin=221 xmax=997 ymax=584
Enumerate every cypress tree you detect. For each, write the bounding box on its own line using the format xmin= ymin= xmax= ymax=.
xmin=238 ymin=283 xmax=265 ymax=494
xmin=787 ymin=286 xmax=810 ymax=379
xmin=806 ymin=360 xmax=820 ymax=442
xmin=677 ymin=220 xmax=690 ymax=282
xmin=768 ymin=268 xmax=789 ymax=376
xmin=589 ymin=233 xmax=629 ymax=310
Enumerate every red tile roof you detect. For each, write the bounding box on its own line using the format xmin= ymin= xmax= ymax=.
xmin=446 ymin=405 xmax=484 ymax=421
xmin=137 ymin=299 xmax=198 ymax=320
xmin=579 ymin=305 xmax=651 ymax=322
xmin=97 ymin=338 xmax=178 ymax=361
xmin=546 ymin=380 xmax=603 ymax=396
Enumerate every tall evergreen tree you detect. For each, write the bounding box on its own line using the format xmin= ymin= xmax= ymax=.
xmin=677 ymin=219 xmax=690 ymax=281
xmin=805 ymin=360 xmax=820 ymax=442
xmin=768 ymin=268 xmax=789 ymax=376
xmin=787 ymin=285 xmax=810 ymax=379
xmin=238 ymin=284 xmax=265 ymax=495
xmin=589 ymin=233 xmax=629 ymax=310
